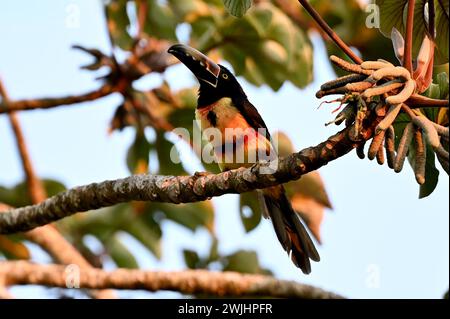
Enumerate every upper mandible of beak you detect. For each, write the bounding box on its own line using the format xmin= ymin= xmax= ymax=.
xmin=168 ymin=44 xmax=220 ymax=87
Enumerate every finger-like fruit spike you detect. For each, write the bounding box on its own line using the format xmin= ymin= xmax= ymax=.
xmin=362 ymin=80 xmax=404 ymax=99
xmin=412 ymin=116 xmax=441 ymax=150
xmin=376 ymin=144 xmax=385 ymax=165
xmin=413 ymin=128 xmax=427 ymax=185
xmin=368 ymin=66 xmax=411 ymax=83
xmin=394 ymin=123 xmax=414 ymax=173
xmin=376 ymin=104 xmax=402 ymax=134
xmin=368 ymin=130 xmax=386 ymax=160
xmin=385 ymin=126 xmax=397 ymax=169
xmin=361 ymin=60 xmax=394 ymax=70
xmin=386 ymin=79 xmax=416 ymax=105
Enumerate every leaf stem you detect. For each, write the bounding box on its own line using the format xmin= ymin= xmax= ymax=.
xmin=406 ymin=94 xmax=449 ymax=108
xmin=428 ymin=0 xmax=435 ymax=40
xmin=404 ymin=0 xmax=416 ymax=73
xmin=297 ymin=0 xmax=362 ymax=64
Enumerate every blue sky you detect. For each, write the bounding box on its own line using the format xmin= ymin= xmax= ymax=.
xmin=0 ymin=0 xmax=448 ymax=299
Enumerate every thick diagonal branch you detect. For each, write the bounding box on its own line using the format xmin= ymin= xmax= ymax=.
xmin=0 ymin=111 xmax=381 ymax=234
xmin=0 ymin=261 xmax=343 ymax=299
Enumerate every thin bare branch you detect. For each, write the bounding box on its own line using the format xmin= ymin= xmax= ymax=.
xmin=0 ymin=261 xmax=343 ymax=299
xmin=0 ymin=84 xmax=116 ymax=114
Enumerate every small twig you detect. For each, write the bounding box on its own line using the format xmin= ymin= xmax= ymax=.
xmin=297 ymin=0 xmax=362 ymax=64
xmin=401 ymin=103 xmax=417 ymax=118
xmin=404 ymin=0 xmax=416 ymax=73
xmin=136 ymin=0 xmax=148 ymax=39
xmin=0 ymin=81 xmax=47 ymax=203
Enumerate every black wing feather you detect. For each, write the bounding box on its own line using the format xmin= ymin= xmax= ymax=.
xmin=232 ymin=96 xmax=271 ymax=140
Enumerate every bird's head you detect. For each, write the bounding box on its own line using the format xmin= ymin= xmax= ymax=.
xmin=168 ymin=44 xmax=246 ymax=107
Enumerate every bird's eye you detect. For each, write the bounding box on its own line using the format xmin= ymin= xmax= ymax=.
xmin=222 ymin=73 xmax=228 ymax=79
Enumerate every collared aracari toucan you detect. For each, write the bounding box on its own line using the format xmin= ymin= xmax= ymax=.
xmin=168 ymin=44 xmax=319 ymax=274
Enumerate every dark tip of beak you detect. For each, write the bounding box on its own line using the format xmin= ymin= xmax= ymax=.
xmin=167 ymin=44 xmax=184 ymax=55
xmin=167 ymin=44 xmax=221 ymax=87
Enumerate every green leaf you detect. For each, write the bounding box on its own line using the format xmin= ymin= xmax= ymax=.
xmin=106 ymin=0 xmax=133 ymax=50
xmin=159 ymin=201 xmax=215 ymax=233
xmin=224 ymin=250 xmax=259 ymax=273
xmin=418 ymin=147 xmax=440 ymax=198
xmin=154 ymin=131 xmax=186 ymax=175
xmin=195 ymin=3 xmax=313 ymax=90
xmin=222 ymin=0 xmax=252 ymax=18
xmin=223 ymin=250 xmax=271 ymax=275
xmin=239 ymin=191 xmax=262 ymax=233
xmin=126 ymin=130 xmax=151 ymax=174
xmin=0 ymin=179 xmax=66 ymax=208
xmin=375 ymin=0 xmax=449 ymax=64
xmin=435 ymin=0 xmax=449 ymax=64
xmin=123 ymin=218 xmax=162 ymax=259
xmin=437 ymin=72 xmax=449 ymax=99
xmin=144 ymin=0 xmax=177 ymax=40
xmin=183 ymin=249 xmax=201 ymax=269
xmin=104 ymin=234 xmax=139 ymax=269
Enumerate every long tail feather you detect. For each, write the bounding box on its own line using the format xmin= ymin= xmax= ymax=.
xmin=263 ymin=185 xmax=320 ymax=274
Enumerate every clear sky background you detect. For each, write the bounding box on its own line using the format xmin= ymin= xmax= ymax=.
xmin=0 ymin=0 xmax=448 ymax=299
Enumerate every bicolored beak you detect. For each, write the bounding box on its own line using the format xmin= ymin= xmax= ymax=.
xmin=168 ymin=44 xmax=220 ymax=88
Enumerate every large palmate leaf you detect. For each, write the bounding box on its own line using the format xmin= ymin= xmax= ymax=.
xmin=222 ymin=0 xmax=252 ymax=17
xmin=144 ymin=0 xmax=178 ymax=40
xmin=188 ymin=2 xmax=313 ymax=90
xmin=376 ymin=0 xmax=449 ymax=64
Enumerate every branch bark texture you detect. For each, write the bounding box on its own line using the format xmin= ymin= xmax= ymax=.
xmin=0 ymin=261 xmax=343 ymax=299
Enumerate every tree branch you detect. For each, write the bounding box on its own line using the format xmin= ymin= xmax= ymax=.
xmin=297 ymin=0 xmax=363 ymax=64
xmin=0 ymin=261 xmax=344 ymax=299
xmin=0 ymin=78 xmax=115 ymax=299
xmin=0 ymin=84 xmax=116 ymax=114
xmin=0 ymin=110 xmax=382 ymax=234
